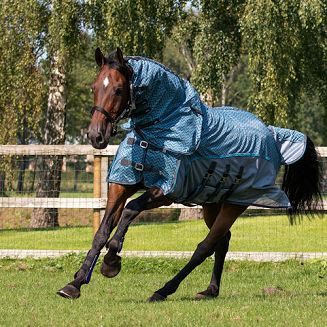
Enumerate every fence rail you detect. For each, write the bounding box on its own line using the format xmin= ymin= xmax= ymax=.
xmin=1 ymin=144 xmax=326 ymax=156
xmin=1 ymin=144 xmax=326 ymax=260
xmin=1 ymin=144 xmax=326 ymax=233
xmin=0 ymin=144 xmax=118 ymax=156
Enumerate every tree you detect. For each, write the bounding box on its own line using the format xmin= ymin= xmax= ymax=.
xmin=241 ymin=0 xmax=326 ymax=127
xmin=31 ymin=0 xmax=83 ymax=227
xmin=191 ymin=0 xmax=245 ymax=106
xmin=65 ymin=34 xmax=97 ymax=144
xmin=91 ymin=0 xmax=185 ymax=59
xmin=0 ymin=0 xmax=46 ymax=194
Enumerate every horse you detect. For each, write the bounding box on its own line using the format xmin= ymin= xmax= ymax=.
xmin=57 ymin=47 xmax=323 ymax=302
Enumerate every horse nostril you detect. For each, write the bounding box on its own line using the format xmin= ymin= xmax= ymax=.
xmin=96 ymin=133 xmax=104 ymax=145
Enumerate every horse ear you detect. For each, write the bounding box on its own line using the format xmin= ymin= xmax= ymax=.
xmin=95 ymin=47 xmax=105 ymax=67
xmin=116 ymin=47 xmax=124 ymax=65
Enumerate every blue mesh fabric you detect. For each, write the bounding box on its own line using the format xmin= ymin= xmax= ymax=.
xmin=107 ymin=57 xmax=306 ymax=208
xmin=123 ymin=57 xmax=203 ymax=155
xmin=197 ymin=106 xmax=282 ymax=169
xmin=108 ymin=130 xmax=180 ymax=193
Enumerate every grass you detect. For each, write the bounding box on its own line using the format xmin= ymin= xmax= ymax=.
xmin=0 ymin=214 xmax=326 ymax=252
xmin=0 ymin=256 xmax=326 ymax=326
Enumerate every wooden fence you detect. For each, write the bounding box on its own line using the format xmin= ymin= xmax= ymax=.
xmin=1 ymin=145 xmax=326 ymax=235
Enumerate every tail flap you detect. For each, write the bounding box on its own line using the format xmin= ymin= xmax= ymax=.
xmin=268 ymin=126 xmax=306 ymax=165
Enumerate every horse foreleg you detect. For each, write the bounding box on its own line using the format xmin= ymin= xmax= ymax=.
xmin=101 ymin=187 xmax=172 ymax=278
xmin=148 ymin=203 xmax=247 ymax=302
xmin=57 ymin=183 xmax=137 ymax=299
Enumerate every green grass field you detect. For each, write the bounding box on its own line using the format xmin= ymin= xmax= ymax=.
xmin=1 ymin=215 xmax=326 ymax=252
xmin=0 ymin=256 xmax=326 ymax=326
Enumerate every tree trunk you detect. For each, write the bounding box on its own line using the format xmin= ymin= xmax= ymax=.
xmin=30 ymin=52 xmax=66 ymax=228
xmin=73 ymin=159 xmax=81 ymax=192
xmin=29 ymin=159 xmax=36 ymax=192
xmin=17 ymin=114 xmax=29 ymax=193
xmin=0 ymin=171 xmax=5 ymax=195
xmin=17 ymin=156 xmax=29 ymax=193
xmin=178 ymin=208 xmax=203 ymax=221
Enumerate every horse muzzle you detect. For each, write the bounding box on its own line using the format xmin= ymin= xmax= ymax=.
xmin=87 ymin=123 xmax=112 ymax=149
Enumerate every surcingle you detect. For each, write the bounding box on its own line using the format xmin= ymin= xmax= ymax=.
xmin=108 ymin=57 xmax=306 ymax=208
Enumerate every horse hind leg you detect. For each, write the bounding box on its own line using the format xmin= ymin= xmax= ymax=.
xmin=195 ymin=230 xmax=231 ymax=299
xmin=195 ymin=203 xmax=231 ymax=299
xmin=148 ymin=203 xmax=245 ymax=302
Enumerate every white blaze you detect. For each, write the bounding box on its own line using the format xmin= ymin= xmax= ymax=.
xmin=103 ymin=77 xmax=109 ymax=88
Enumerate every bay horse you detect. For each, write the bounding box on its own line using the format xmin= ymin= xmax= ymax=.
xmin=57 ymin=48 xmax=323 ymax=301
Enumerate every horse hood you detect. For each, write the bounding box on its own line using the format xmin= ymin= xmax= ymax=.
xmin=122 ymin=57 xmax=203 ymax=155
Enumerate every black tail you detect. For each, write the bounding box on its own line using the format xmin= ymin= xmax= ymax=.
xmin=282 ymin=136 xmax=324 ymax=223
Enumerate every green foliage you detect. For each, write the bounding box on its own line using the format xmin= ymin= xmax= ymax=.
xmin=241 ymin=0 xmax=326 ymax=127
xmin=170 ymin=7 xmax=200 ymax=75
xmin=46 ymin=0 xmax=83 ymax=65
xmin=0 ymin=0 xmax=326 ymax=146
xmin=65 ymin=35 xmax=97 ymax=143
xmin=192 ymin=0 xmax=245 ymax=105
xmin=90 ymin=0 xmax=185 ymax=59
xmin=0 ymin=0 xmax=47 ymax=144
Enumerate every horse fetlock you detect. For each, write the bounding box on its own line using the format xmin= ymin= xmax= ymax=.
xmin=73 ymin=269 xmax=86 ymax=282
xmin=107 ymin=237 xmax=122 ymax=253
xmin=101 ymin=252 xmax=122 ymax=278
xmin=156 ymin=280 xmax=178 ymax=297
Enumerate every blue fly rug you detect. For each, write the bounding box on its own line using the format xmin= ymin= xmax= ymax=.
xmin=108 ymin=57 xmax=306 ymax=208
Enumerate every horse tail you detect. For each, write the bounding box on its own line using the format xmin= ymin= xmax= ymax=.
xmin=282 ymin=136 xmax=324 ymax=223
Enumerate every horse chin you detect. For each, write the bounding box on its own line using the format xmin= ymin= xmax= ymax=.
xmin=91 ymin=140 xmax=109 ymax=150
xmin=89 ymin=123 xmax=112 ymax=149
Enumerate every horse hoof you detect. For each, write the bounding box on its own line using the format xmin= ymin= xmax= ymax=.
xmin=57 ymin=284 xmax=80 ymax=299
xmin=100 ymin=254 xmax=121 ymax=278
xmin=147 ymin=292 xmax=166 ymax=302
xmin=195 ymin=289 xmax=218 ymax=300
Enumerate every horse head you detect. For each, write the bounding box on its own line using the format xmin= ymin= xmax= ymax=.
xmin=87 ymin=47 xmax=132 ymax=149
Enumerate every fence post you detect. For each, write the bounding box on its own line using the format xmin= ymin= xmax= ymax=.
xmin=100 ymin=156 xmax=108 ymax=222
xmin=93 ymin=155 xmax=101 ymax=235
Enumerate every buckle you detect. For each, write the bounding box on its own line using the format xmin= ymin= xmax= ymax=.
xmin=134 ymin=163 xmax=144 ymax=171
xmin=140 ymin=140 xmax=148 ymax=149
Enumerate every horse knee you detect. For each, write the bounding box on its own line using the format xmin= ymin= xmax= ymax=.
xmin=195 ymin=241 xmax=215 ymax=260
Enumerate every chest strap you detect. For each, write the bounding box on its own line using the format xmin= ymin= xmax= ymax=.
xmin=120 ymin=158 xmax=163 ymax=175
xmin=127 ymin=137 xmax=168 ymax=153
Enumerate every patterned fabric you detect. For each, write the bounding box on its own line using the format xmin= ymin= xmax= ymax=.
xmin=108 ymin=57 xmax=307 ymax=208
xmin=122 ymin=56 xmax=203 ymax=154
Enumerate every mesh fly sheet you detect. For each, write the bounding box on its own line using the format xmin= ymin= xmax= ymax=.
xmin=108 ymin=57 xmax=306 ymax=208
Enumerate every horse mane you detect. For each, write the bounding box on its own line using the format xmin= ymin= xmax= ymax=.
xmin=107 ymin=50 xmax=132 ymax=80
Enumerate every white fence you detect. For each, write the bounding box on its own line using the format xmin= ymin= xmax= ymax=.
xmin=1 ymin=144 xmax=326 ymax=209
xmin=0 ymin=144 xmax=326 ymax=260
